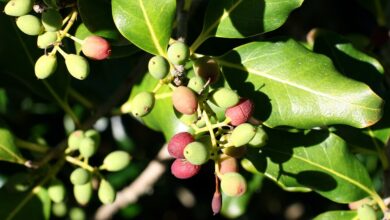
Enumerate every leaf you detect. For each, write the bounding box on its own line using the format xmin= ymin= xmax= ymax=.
xmin=128 ymin=73 xmax=189 ymax=140
xmin=0 ymin=121 xmax=26 ymax=164
xmin=245 ymin=130 xmax=375 ymax=203
xmin=313 ymin=210 xmax=357 ymax=220
xmin=0 ymin=186 xmax=51 ymax=220
xmin=0 ymin=88 xmax=7 ymax=114
xmin=191 ymin=0 xmax=303 ymax=50
xmin=112 ymin=0 xmax=176 ymax=56
xmin=217 ymin=39 xmax=384 ymax=129
xmin=78 ymin=0 xmax=121 ymax=40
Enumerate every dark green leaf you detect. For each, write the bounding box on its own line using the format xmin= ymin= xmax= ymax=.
xmin=0 ymin=88 xmax=7 ymax=114
xmin=191 ymin=0 xmax=303 ymax=50
xmin=78 ymin=0 xmax=121 ymax=40
xmin=0 ymin=121 xmax=26 ymax=164
xmin=0 ymin=186 xmax=51 ymax=220
xmin=218 ymin=39 xmax=384 ymax=129
xmin=112 ymin=0 xmax=176 ymax=55
xmin=313 ymin=210 xmax=357 ymax=220
xmin=244 ymin=130 xmax=375 ymax=203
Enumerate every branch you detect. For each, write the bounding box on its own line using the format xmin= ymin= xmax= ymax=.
xmin=94 ymin=144 xmax=171 ymax=220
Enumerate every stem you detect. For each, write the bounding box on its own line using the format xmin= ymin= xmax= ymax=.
xmin=202 ymin=109 xmax=217 ymax=148
xmin=66 ymin=156 xmax=95 ymax=172
xmin=152 ymin=81 xmax=164 ymax=93
xmin=374 ymin=0 xmax=386 ymax=26
xmin=190 ymin=32 xmax=208 ymax=53
xmin=68 ymin=88 xmax=95 ymax=109
xmin=61 ymin=31 xmax=85 ymax=45
xmin=367 ymin=129 xmax=389 ymax=170
xmin=50 ymin=9 xmax=78 ymax=56
xmin=15 ymin=138 xmax=49 ymax=153
xmin=194 ymin=118 xmax=231 ymax=134
xmin=155 ymin=92 xmax=172 ymax=100
xmin=6 ymin=158 xmax=65 ymax=220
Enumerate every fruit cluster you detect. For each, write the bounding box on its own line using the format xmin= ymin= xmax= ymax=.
xmin=4 ymin=0 xmax=111 ymax=80
xmin=122 ymin=40 xmax=268 ymax=214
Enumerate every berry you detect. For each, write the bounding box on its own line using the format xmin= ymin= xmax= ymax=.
xmin=52 ymin=202 xmax=67 ymax=217
xmin=131 ymin=92 xmax=155 ymax=117
xmin=48 ymin=179 xmax=66 ymax=203
xmin=67 ymin=130 xmax=84 ymax=151
xmin=357 ymin=204 xmax=376 ymax=220
xmin=69 ymin=207 xmax=87 ymax=220
xmin=79 ymin=137 xmax=97 ymax=158
xmin=73 ymin=182 xmax=92 ymax=205
xmin=194 ymin=57 xmax=220 ymax=84
xmin=172 ymin=86 xmax=198 ymax=115
xmin=148 ymin=56 xmax=169 ymax=79
xmin=187 ymin=76 xmax=206 ymax=94
xmin=65 ymin=54 xmax=90 ymax=80
xmin=82 ymin=36 xmax=111 ymax=60
xmin=102 ymin=151 xmax=131 ymax=171
xmin=184 ymin=141 xmax=210 ymax=165
xmin=41 ymin=9 xmax=62 ymax=32
xmin=225 ymin=98 xmax=254 ymax=126
xmin=69 ymin=207 xmax=86 ymax=220
xmin=168 ymin=132 xmax=194 ymax=158
xmin=37 ymin=31 xmax=57 ymax=49
xmin=220 ymin=172 xmax=247 ymax=197
xmin=70 ymin=168 xmax=90 ymax=185
xmin=171 ymin=158 xmax=201 ymax=179
xmin=248 ymin=127 xmax=268 ymax=147
xmin=4 ymin=0 xmax=33 ymax=17
xmin=34 ymin=54 xmax=57 ymax=79
xmin=210 ymin=88 xmax=239 ymax=109
xmin=177 ymin=112 xmax=198 ymax=126
xmin=98 ymin=179 xmax=116 ymax=204
xmin=5 ymin=173 xmax=31 ymax=192
xmin=219 ymin=154 xmax=238 ymax=174
xmin=84 ymin=129 xmax=100 ymax=146
xmin=167 ymin=41 xmax=190 ymax=65
xmin=16 ymin=14 xmax=43 ymax=36
xmin=230 ymin=123 xmax=256 ymax=147
xmin=211 ymin=191 xmax=222 ymax=215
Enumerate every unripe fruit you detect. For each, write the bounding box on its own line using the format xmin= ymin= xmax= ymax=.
xmin=220 ymin=172 xmax=247 ymax=197
xmin=67 ymin=130 xmax=84 ymax=151
xmin=37 ymin=31 xmax=57 ymax=49
xmin=230 ymin=123 xmax=256 ymax=147
xmin=98 ymin=179 xmax=116 ymax=204
xmin=222 ymin=146 xmax=247 ymax=158
xmin=70 ymin=168 xmax=90 ymax=185
xmin=52 ymin=202 xmax=67 ymax=217
xmin=177 ymin=112 xmax=198 ymax=126
xmin=219 ymin=154 xmax=238 ymax=174
xmin=171 ymin=158 xmax=201 ymax=179
xmin=211 ymin=191 xmax=222 ymax=215
xmin=225 ymin=98 xmax=254 ymax=126
xmin=48 ymin=179 xmax=66 ymax=203
xmin=148 ymin=56 xmax=169 ymax=79
xmin=102 ymin=151 xmax=131 ymax=171
xmin=167 ymin=41 xmax=190 ymax=65
xmin=73 ymin=182 xmax=92 ymax=205
xmin=79 ymin=137 xmax=97 ymax=158
xmin=34 ymin=54 xmax=57 ymax=79
xmin=65 ymin=54 xmax=90 ymax=80
xmin=248 ymin=127 xmax=268 ymax=147
xmin=194 ymin=56 xmax=220 ymax=84
xmin=16 ymin=14 xmax=43 ymax=36
xmin=5 ymin=173 xmax=31 ymax=192
xmin=4 ymin=0 xmax=33 ymax=16
xmin=69 ymin=207 xmax=86 ymax=220
xmin=187 ymin=76 xmax=206 ymax=94
xmin=41 ymin=9 xmax=62 ymax=32
xmin=357 ymin=204 xmax=376 ymax=220
xmin=184 ymin=141 xmax=210 ymax=165
xmin=131 ymin=92 xmax=155 ymax=117
xmin=172 ymin=86 xmax=198 ymax=115
xmin=69 ymin=208 xmax=85 ymax=220
xmin=168 ymin=132 xmax=194 ymax=158
xmin=210 ymin=88 xmax=239 ymax=109
xmin=82 ymin=36 xmax=111 ymax=60
xmin=84 ymin=129 xmax=100 ymax=146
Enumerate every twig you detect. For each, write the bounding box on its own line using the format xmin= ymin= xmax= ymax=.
xmin=94 ymin=144 xmax=171 ymax=220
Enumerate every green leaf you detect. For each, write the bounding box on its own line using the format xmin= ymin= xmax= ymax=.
xmin=245 ymin=130 xmax=375 ymax=203
xmin=78 ymin=0 xmax=121 ymax=40
xmin=191 ymin=0 xmax=303 ymax=50
xmin=0 ymin=186 xmax=51 ymax=220
xmin=0 ymin=121 xmax=26 ymax=164
xmin=218 ymin=39 xmax=384 ymax=129
xmin=0 ymin=88 xmax=7 ymax=114
xmin=128 ymin=73 xmax=189 ymax=140
xmin=112 ymin=0 xmax=176 ymax=56
xmin=313 ymin=210 xmax=357 ymax=220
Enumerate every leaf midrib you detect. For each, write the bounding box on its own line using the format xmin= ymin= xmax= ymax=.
xmin=217 ymin=59 xmax=381 ymax=112
xmin=0 ymin=142 xmax=24 ymax=163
